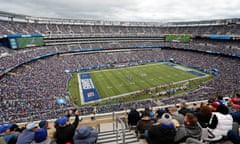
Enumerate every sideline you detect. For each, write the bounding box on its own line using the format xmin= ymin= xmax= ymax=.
xmin=77 ymin=73 xmax=86 ymax=104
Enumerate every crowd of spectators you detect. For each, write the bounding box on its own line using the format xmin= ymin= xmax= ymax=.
xmin=0 ymin=47 xmax=239 ymax=123
xmin=0 ymin=109 xmax=98 ymax=144
xmin=128 ymin=98 xmax=240 ymax=144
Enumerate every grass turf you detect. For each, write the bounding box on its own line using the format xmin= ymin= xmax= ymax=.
xmin=68 ymin=63 xmax=214 ymax=105
xmin=89 ymin=63 xmax=197 ymax=98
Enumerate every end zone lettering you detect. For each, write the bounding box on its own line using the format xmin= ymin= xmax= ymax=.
xmin=81 ymin=79 xmax=95 ymax=89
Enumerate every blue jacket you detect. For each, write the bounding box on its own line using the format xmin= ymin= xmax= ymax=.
xmin=17 ymin=129 xmax=35 ymax=144
xmin=230 ymin=111 xmax=240 ymax=124
xmin=73 ymin=126 xmax=98 ymax=144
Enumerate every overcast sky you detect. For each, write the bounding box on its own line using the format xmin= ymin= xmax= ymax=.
xmin=0 ymin=0 xmax=240 ymax=22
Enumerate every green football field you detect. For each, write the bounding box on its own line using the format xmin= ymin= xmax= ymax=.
xmin=89 ymin=63 xmax=198 ymax=98
xmin=68 ymin=62 xmax=213 ymax=105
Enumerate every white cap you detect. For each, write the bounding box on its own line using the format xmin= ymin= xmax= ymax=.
xmin=26 ymin=122 xmax=38 ymax=130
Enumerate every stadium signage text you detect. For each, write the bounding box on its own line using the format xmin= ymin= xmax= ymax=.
xmin=81 ymin=79 xmax=95 ymax=89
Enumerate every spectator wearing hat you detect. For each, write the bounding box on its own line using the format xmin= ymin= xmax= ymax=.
xmin=169 ymin=106 xmax=184 ymax=125
xmin=155 ymin=108 xmax=166 ymax=119
xmin=215 ymin=95 xmax=227 ymax=106
xmin=0 ymin=124 xmax=13 ymax=134
xmin=231 ymin=98 xmax=240 ymax=109
xmin=155 ymin=113 xmax=176 ymax=128
xmin=136 ymin=111 xmax=154 ymax=138
xmin=178 ymin=102 xmax=192 ymax=116
xmin=145 ymin=113 xmax=176 ymax=144
xmin=73 ymin=125 xmax=98 ymax=144
xmin=230 ymin=93 xmax=240 ymax=109
xmin=0 ymin=123 xmax=19 ymax=144
xmin=32 ymin=128 xmax=52 ymax=144
xmin=39 ymin=120 xmax=49 ymax=130
xmin=174 ymin=113 xmax=202 ymax=143
xmin=55 ymin=109 xmax=80 ymax=144
xmin=127 ymin=107 xmax=140 ymax=129
xmin=211 ymin=101 xmax=220 ymax=112
xmin=16 ymin=122 xmax=38 ymax=144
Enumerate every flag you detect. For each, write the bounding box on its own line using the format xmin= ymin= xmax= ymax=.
xmin=56 ymin=97 xmax=67 ymax=105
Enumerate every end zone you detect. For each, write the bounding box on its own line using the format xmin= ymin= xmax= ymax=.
xmin=78 ymin=73 xmax=100 ymax=104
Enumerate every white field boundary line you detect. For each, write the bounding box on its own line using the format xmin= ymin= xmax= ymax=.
xmin=77 ymin=73 xmax=86 ymax=105
xmin=88 ymin=62 xmax=206 ymax=75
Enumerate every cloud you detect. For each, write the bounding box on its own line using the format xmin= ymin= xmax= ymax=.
xmin=0 ymin=0 xmax=239 ymax=22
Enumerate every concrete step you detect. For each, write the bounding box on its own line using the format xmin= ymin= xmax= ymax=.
xmin=97 ymin=129 xmax=139 ymax=144
xmin=97 ymin=122 xmax=143 ymax=144
xmin=97 ymin=136 xmax=138 ymax=144
xmin=98 ymin=129 xmax=131 ymax=137
xmin=98 ymin=131 xmax=134 ymax=140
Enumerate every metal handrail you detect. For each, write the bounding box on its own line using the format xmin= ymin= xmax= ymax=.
xmin=112 ymin=112 xmax=126 ymax=144
xmin=116 ymin=116 xmax=126 ymax=144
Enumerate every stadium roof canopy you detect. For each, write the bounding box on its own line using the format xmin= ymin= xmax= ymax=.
xmin=0 ymin=11 xmax=239 ymax=27
xmin=0 ymin=11 xmax=26 ymax=20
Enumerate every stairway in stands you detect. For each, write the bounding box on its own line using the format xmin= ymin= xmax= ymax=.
xmin=96 ymin=121 xmax=145 ymax=144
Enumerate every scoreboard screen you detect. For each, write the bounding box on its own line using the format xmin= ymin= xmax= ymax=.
xmin=6 ymin=34 xmax=44 ymax=49
xmin=165 ymin=34 xmax=191 ymax=43
xmin=17 ymin=37 xmax=44 ymax=48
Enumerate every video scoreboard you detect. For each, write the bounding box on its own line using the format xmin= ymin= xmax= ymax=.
xmin=165 ymin=34 xmax=192 ymax=43
xmin=4 ymin=34 xmax=44 ymax=49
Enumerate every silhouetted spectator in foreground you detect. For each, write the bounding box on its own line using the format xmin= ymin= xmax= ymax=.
xmin=127 ymin=108 xmax=140 ymax=128
xmin=73 ymin=126 xmax=98 ymax=144
xmin=136 ymin=111 xmax=154 ymax=138
xmin=55 ymin=110 xmax=80 ymax=144
xmin=146 ymin=113 xmax=176 ymax=144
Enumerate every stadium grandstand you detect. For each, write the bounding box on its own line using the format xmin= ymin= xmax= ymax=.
xmin=0 ymin=11 xmax=240 ymax=144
